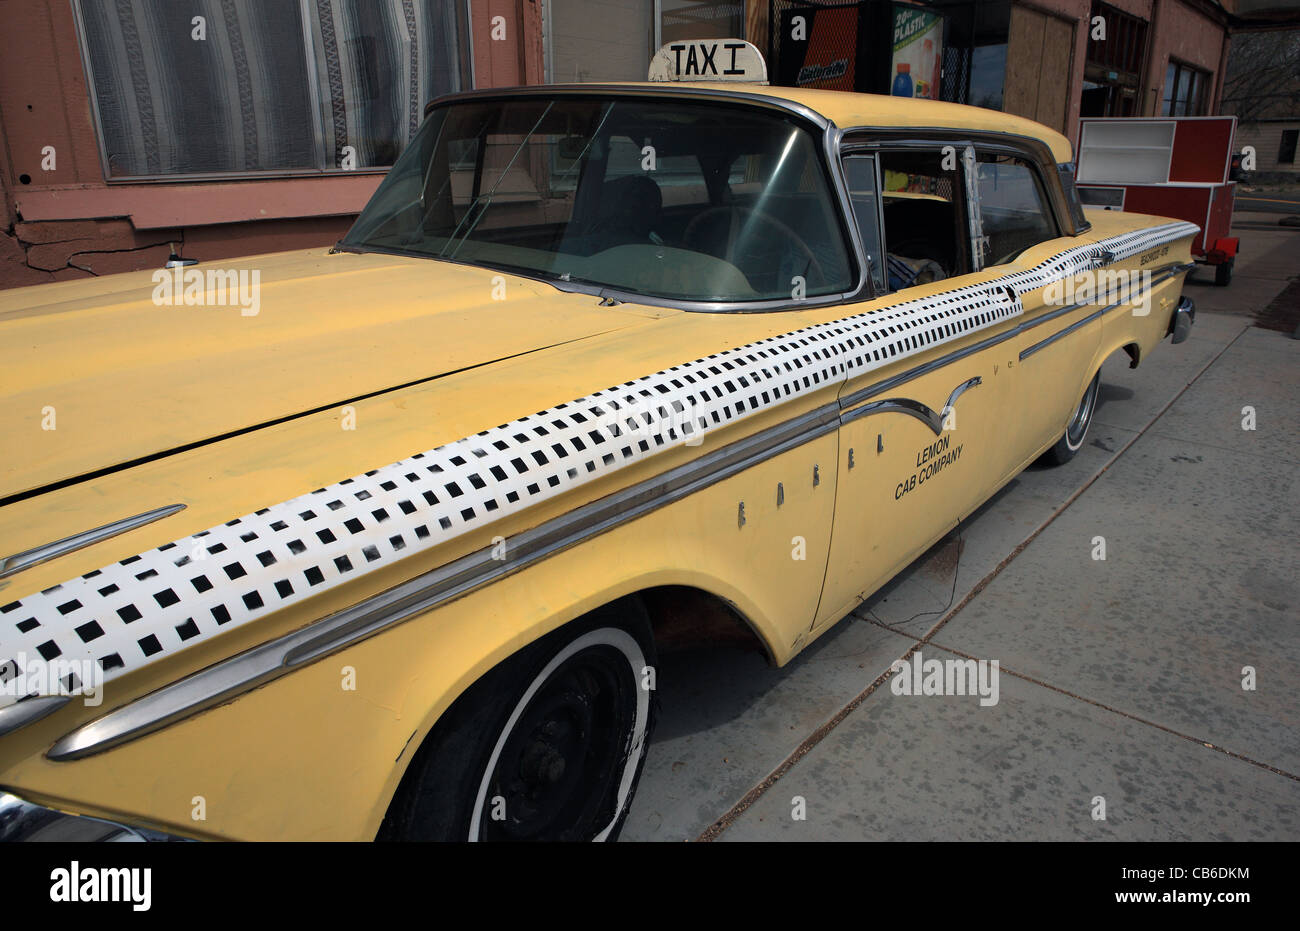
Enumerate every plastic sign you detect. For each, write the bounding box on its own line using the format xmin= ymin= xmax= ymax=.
xmin=648 ymin=39 xmax=768 ymax=83
xmin=891 ymin=5 xmax=943 ymax=100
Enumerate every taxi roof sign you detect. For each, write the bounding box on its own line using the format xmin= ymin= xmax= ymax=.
xmin=648 ymin=39 xmax=768 ymax=84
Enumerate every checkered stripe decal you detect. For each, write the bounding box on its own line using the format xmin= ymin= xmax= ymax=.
xmin=0 ymin=222 xmax=1198 ymax=698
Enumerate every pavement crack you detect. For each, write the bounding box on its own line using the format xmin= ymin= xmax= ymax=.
xmin=695 ymin=322 xmax=1252 ymax=842
xmin=922 ymin=641 xmax=1300 ymax=783
xmin=695 ymin=639 xmax=924 ymax=842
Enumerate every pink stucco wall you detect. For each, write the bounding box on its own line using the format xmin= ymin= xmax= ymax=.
xmin=0 ymin=0 xmax=538 ymax=290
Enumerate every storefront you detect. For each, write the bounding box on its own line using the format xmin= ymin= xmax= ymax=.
xmin=760 ymin=0 xmax=1230 ymax=140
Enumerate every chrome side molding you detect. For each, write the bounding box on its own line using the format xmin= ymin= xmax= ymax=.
xmin=0 ymin=504 xmax=187 ymax=580
xmin=0 ymin=695 xmax=69 ymax=738
xmin=841 ymin=377 xmax=982 ymax=433
xmin=1019 ymin=265 xmax=1190 ymax=362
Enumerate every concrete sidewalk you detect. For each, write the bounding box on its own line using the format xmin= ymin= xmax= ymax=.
xmin=622 ymin=214 xmax=1300 ymax=842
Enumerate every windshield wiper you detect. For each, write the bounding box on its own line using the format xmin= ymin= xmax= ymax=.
xmin=439 ymin=102 xmax=555 ymax=260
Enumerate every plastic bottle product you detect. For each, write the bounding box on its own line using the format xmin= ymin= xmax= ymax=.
xmin=931 ymin=38 xmax=942 ymax=99
xmin=892 ymin=63 xmax=913 ymax=97
xmin=921 ymin=39 xmax=936 ymax=99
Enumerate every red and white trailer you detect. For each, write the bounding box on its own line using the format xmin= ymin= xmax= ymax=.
xmin=1075 ymin=116 xmax=1240 ymax=285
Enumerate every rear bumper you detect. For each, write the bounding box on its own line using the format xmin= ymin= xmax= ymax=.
xmin=1168 ymin=296 xmax=1195 ymax=344
xmin=0 ymin=789 xmax=187 ymax=841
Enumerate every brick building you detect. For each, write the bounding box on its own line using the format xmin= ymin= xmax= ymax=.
xmin=0 ymin=0 xmax=1292 ymax=290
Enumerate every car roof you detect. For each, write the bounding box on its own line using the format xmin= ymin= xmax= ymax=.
xmin=491 ymin=81 xmax=1074 ymax=165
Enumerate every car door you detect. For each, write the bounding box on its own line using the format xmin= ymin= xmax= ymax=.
xmin=974 ymin=148 xmax=1100 ymax=461
xmin=813 ymin=142 xmax=1027 ymax=630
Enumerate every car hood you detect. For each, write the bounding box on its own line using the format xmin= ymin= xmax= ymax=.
xmin=0 ymin=249 xmax=652 ymax=501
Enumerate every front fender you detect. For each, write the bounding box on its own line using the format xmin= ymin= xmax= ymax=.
xmin=0 ymin=428 xmax=836 ymax=839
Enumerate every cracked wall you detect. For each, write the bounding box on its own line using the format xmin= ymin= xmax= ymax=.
xmin=0 ymin=216 xmax=356 ymax=290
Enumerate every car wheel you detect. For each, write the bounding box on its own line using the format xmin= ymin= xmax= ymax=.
xmin=1214 ymin=258 xmax=1234 ymax=287
xmin=1041 ymin=370 xmax=1101 ymax=466
xmin=380 ymin=599 xmax=656 ymax=841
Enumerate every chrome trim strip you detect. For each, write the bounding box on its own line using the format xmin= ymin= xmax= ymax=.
xmin=0 ymin=504 xmax=186 ymax=580
xmin=350 ymin=242 xmax=861 ymax=315
xmin=48 ymin=405 xmax=841 ymax=761
xmin=824 ymin=124 xmax=872 ymax=303
xmin=1020 ymin=305 xmax=1108 ymax=361
xmin=838 ymin=300 xmax=1080 ymax=410
xmin=963 ymin=145 xmax=987 ymax=271
xmin=424 ymin=83 xmax=833 ymax=131
xmin=0 ymin=696 xmax=69 ymax=738
xmin=840 ymin=263 xmax=1189 ymax=410
xmin=840 ymin=377 xmax=982 ymax=432
xmin=1018 ymin=265 xmax=1189 ymax=362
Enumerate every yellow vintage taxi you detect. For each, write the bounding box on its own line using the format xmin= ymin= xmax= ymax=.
xmin=0 ymin=41 xmax=1197 ymax=841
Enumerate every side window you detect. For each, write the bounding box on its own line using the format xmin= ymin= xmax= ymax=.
xmin=842 ymin=154 xmax=886 ymax=295
xmin=876 ymin=149 xmax=968 ymax=292
xmin=976 ymin=154 xmax=1058 ymax=266
xmin=1057 ymin=163 xmax=1091 ymax=232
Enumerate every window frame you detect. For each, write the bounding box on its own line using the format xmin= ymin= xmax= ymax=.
xmin=1278 ymin=129 xmax=1299 ymax=166
xmin=1057 ymin=163 xmax=1092 ymax=233
xmin=839 ymin=152 xmax=888 ymax=296
xmin=839 ymin=131 xmax=1068 ymax=295
xmin=70 ymin=0 xmax=474 ymax=183
xmin=972 ymin=148 xmax=1064 ymax=268
xmin=350 ymin=88 xmax=868 ymax=314
xmin=840 ymin=138 xmax=980 ymax=294
xmin=1163 ymin=59 xmax=1211 ymax=117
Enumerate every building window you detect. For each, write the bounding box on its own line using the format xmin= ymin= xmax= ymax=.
xmin=1162 ymin=60 xmax=1210 ymax=116
xmin=661 ymin=0 xmax=745 ymax=45
xmin=74 ymin=0 xmax=471 ymax=179
xmin=969 ymin=43 xmax=1007 ymax=110
xmin=1082 ymin=0 xmax=1147 ymax=117
xmin=925 ymin=0 xmax=1011 ymax=108
xmin=1280 ymin=130 xmax=1299 ymax=165
xmin=544 ymin=0 xmax=744 ymax=84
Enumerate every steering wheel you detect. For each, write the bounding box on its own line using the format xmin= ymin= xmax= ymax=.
xmin=683 ymin=206 xmax=827 ymax=289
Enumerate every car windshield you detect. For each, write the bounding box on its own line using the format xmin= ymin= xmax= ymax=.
xmin=341 ymin=95 xmax=856 ymax=303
